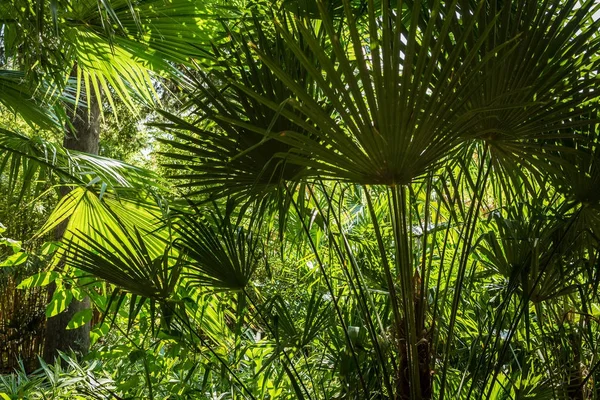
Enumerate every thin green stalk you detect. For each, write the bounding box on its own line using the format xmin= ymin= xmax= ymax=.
xmin=439 ymin=146 xmax=491 ymax=399
xmin=534 ymin=304 xmax=559 ymax=400
xmin=481 ymin=208 xmax=583 ymax=399
xmin=417 ymin=174 xmax=433 ymax=330
xmin=286 ymin=184 xmax=369 ymax=395
xmin=312 ymin=182 xmax=396 ymax=395
xmin=390 ymin=184 xmax=422 ymax=400
xmin=364 ymin=187 xmax=405 ymax=375
xmin=430 ymin=168 xmax=464 ymax=355
xmin=242 ymin=288 xmax=313 ymax=400
xmin=143 ymin=355 xmax=154 ymax=400
xmin=459 ymin=272 xmax=520 ymax=398
xmin=168 ymin=304 xmax=258 ymax=400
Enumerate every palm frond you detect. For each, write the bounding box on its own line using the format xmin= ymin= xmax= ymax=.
xmin=464 ymin=0 xmax=600 ymax=190
xmin=0 ymin=70 xmax=64 ymax=130
xmin=37 ymin=187 xmax=167 ymax=257
xmin=174 ymin=206 xmax=261 ymax=291
xmin=0 ymin=127 xmax=163 ymax=201
xmin=63 ymin=225 xmax=179 ymax=300
xmin=2 ymin=0 xmax=227 ymax=120
xmin=226 ymin=1 xmax=500 ymax=185
xmin=158 ymin=14 xmax=324 ymax=202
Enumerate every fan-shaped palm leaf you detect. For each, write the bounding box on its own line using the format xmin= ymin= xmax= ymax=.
xmin=158 ymin=15 xmax=326 ymax=202
xmin=1 ymin=0 xmax=225 ymax=117
xmin=463 ymin=0 xmax=600 ymax=191
xmin=218 ymin=0 xmax=505 ymax=186
xmin=62 ymin=225 xmax=180 ymax=300
xmin=37 ymin=186 xmax=167 ymax=257
xmin=477 ymin=203 xmax=583 ymax=303
xmin=174 ymin=206 xmax=261 ymax=291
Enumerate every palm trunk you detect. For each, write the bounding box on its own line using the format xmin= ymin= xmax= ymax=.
xmin=397 ymin=284 xmax=433 ymax=400
xmin=43 ymin=85 xmax=100 ymax=362
xmin=390 ymin=185 xmax=428 ymax=400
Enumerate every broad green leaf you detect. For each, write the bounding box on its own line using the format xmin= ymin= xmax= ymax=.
xmin=0 ymin=251 xmax=27 ymax=267
xmin=46 ymin=288 xmax=73 ymax=317
xmin=66 ymin=309 xmax=93 ymax=330
xmin=17 ymin=271 xmax=58 ymax=288
xmin=90 ymin=323 xmax=110 ymax=346
xmin=70 ymin=285 xmax=85 ymax=301
xmin=0 ymin=237 xmax=21 ymax=252
xmin=40 ymin=241 xmax=61 ymax=256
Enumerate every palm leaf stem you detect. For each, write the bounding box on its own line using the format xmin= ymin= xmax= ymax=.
xmin=429 ymin=167 xmax=464 ymax=355
xmin=439 ymin=146 xmax=491 ymax=400
xmin=311 ymin=182 xmax=396 ymax=395
xmin=390 ymin=183 xmax=422 ymax=400
xmin=534 ymin=306 xmax=561 ymax=399
xmin=286 ymin=184 xmax=369 ymax=395
xmin=364 ymin=187 xmax=405 ymax=373
xmin=167 ymin=303 xmax=258 ymax=400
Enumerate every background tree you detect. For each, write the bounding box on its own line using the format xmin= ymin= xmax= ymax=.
xmin=0 ymin=0 xmax=223 ymax=363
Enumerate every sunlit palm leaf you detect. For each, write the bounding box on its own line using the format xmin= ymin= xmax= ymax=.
xmin=37 ymin=187 xmax=168 ymax=267
xmin=0 ymin=70 xmax=64 ymax=130
xmin=0 ymin=128 xmax=163 ymax=196
xmin=62 ymin=225 xmax=180 ymax=300
xmin=2 ymin=0 xmax=226 ymax=118
xmin=64 ymin=0 xmax=225 ymax=112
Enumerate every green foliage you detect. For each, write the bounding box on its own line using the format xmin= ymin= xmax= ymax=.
xmin=2 ymin=0 xmax=600 ymax=399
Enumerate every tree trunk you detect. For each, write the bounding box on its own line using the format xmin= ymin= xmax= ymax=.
xmin=397 ymin=272 xmax=433 ymax=400
xmin=43 ymin=87 xmax=100 ymax=363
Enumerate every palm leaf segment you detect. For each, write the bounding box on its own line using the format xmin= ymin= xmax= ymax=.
xmin=159 ymin=15 xmax=324 ymax=201
xmin=178 ymin=0 xmax=600 ymax=191
xmin=39 ymin=186 xmax=167 ymax=255
xmin=551 ymin=120 xmax=600 ymax=244
xmin=42 ymin=187 xmax=175 ymax=300
xmin=1 ymin=0 xmax=223 ymax=115
xmin=465 ymin=0 xmax=600 ymax=185
xmin=0 ymin=128 xmax=162 ymax=198
xmin=64 ymin=225 xmax=180 ymax=300
xmin=58 ymin=211 xmax=183 ymax=331
xmin=174 ymin=207 xmax=261 ymax=291
xmin=0 ymin=70 xmax=66 ymax=131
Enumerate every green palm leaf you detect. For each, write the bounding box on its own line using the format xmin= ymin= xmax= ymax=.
xmin=174 ymin=206 xmax=261 ymax=291
xmin=464 ymin=0 xmax=600 ymax=190
xmin=158 ymin=15 xmax=324 ymax=202
xmin=0 ymin=128 xmax=163 ymax=201
xmin=2 ymin=0 xmax=226 ymax=119
xmin=227 ymin=0 xmax=501 ymax=185
xmin=62 ymin=225 xmax=180 ymax=300
xmin=0 ymin=70 xmax=65 ymax=130
xmin=37 ymin=187 xmax=167 ymax=258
